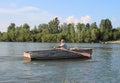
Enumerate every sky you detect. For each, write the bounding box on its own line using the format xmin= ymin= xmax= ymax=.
xmin=0 ymin=0 xmax=120 ymax=32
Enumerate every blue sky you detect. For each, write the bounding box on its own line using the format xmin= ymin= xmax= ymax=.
xmin=0 ymin=0 xmax=120 ymax=32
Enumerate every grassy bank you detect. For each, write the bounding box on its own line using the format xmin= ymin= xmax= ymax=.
xmin=107 ymin=40 xmax=120 ymax=44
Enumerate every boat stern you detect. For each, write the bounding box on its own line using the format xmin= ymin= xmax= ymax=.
xmin=23 ymin=51 xmax=31 ymax=61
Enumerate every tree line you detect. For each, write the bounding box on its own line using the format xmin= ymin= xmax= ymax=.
xmin=0 ymin=17 xmax=120 ymax=43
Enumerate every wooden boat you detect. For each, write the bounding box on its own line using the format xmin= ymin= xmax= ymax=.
xmin=23 ymin=48 xmax=92 ymax=61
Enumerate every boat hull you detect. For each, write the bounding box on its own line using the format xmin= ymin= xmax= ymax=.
xmin=23 ymin=48 xmax=92 ymax=61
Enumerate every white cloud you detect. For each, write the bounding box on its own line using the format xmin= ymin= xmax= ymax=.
xmin=0 ymin=6 xmax=56 ymax=32
xmin=111 ymin=18 xmax=117 ymax=24
xmin=18 ymin=6 xmax=39 ymax=12
xmin=9 ymin=3 xmax=17 ymax=7
xmin=111 ymin=17 xmax=120 ymax=28
xmin=63 ymin=15 xmax=91 ymax=25
xmin=0 ymin=6 xmax=39 ymax=14
xmin=0 ymin=5 xmax=92 ymax=32
xmin=64 ymin=16 xmax=79 ymax=24
xmin=0 ymin=21 xmax=9 ymax=32
xmin=80 ymin=15 xmax=91 ymax=24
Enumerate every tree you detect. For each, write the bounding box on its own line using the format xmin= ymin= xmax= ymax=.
xmin=7 ymin=23 xmax=16 ymax=41
xmin=15 ymin=24 xmax=31 ymax=42
xmin=116 ymin=27 xmax=120 ymax=39
xmin=90 ymin=22 xmax=99 ymax=42
xmin=38 ymin=24 xmax=49 ymax=34
xmin=85 ymin=23 xmax=90 ymax=30
xmin=1 ymin=32 xmax=8 ymax=41
xmin=112 ymin=29 xmax=118 ymax=40
xmin=31 ymin=26 xmax=38 ymax=34
xmin=60 ymin=23 xmax=68 ymax=34
xmin=76 ymin=23 xmax=85 ymax=42
xmin=1 ymin=18 xmax=120 ymax=43
xmin=99 ymin=19 xmax=113 ymax=41
xmin=68 ymin=23 xmax=75 ymax=42
xmin=22 ymin=23 xmax=31 ymax=41
xmin=48 ymin=17 xmax=60 ymax=34
xmin=0 ymin=32 xmax=2 ymax=40
xmin=7 ymin=23 xmax=15 ymax=32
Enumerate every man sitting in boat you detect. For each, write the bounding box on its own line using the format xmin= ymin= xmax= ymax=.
xmin=54 ymin=39 xmax=68 ymax=49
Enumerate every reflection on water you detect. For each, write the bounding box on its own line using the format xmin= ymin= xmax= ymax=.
xmin=0 ymin=42 xmax=120 ymax=82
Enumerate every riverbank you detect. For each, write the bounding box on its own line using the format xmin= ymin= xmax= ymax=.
xmin=104 ymin=40 xmax=120 ymax=44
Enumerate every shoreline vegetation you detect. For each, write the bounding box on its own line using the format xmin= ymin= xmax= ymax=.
xmin=0 ymin=17 xmax=120 ymax=43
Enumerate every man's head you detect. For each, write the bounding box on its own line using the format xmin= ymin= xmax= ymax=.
xmin=61 ymin=39 xmax=65 ymax=43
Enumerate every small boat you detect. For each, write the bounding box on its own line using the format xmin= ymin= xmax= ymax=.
xmin=23 ymin=48 xmax=92 ymax=61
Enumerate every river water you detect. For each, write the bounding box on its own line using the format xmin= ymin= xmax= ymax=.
xmin=0 ymin=42 xmax=120 ymax=83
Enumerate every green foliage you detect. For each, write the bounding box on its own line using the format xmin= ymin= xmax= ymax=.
xmin=100 ymin=19 xmax=113 ymax=41
xmin=0 ymin=18 xmax=120 ymax=43
xmin=48 ymin=17 xmax=60 ymax=34
xmin=1 ymin=32 xmax=8 ymax=41
xmin=38 ymin=24 xmax=49 ymax=34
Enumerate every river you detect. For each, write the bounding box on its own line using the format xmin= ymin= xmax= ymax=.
xmin=0 ymin=42 xmax=120 ymax=83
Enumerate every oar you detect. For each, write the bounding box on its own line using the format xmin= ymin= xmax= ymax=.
xmin=55 ymin=48 xmax=91 ymax=57
xmin=63 ymin=49 xmax=91 ymax=57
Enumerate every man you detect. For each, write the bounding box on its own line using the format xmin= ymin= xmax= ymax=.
xmin=54 ymin=39 xmax=67 ymax=49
